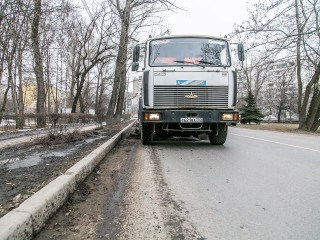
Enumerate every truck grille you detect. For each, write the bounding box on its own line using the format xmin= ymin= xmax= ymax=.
xmin=154 ymin=86 xmax=228 ymax=108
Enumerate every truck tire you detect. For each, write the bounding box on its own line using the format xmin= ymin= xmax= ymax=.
xmin=209 ymin=124 xmax=228 ymax=145
xmin=141 ymin=124 xmax=153 ymax=145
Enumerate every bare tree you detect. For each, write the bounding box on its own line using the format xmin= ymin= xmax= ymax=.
xmin=31 ymin=0 xmax=46 ymax=127
xmin=105 ymin=0 xmax=179 ymax=124
xmin=237 ymin=49 xmax=273 ymax=104
xmin=0 ymin=0 xmax=31 ymax=128
xmin=233 ymin=0 xmax=320 ymax=131
xmin=1 ymin=0 xmax=179 ymax=128
xmin=95 ymin=61 xmax=113 ymax=123
xmin=70 ymin=7 xmax=115 ymax=113
xmin=16 ymin=29 xmax=30 ymax=128
xmin=296 ymin=0 xmax=320 ymax=131
xmin=264 ymin=63 xmax=296 ymax=122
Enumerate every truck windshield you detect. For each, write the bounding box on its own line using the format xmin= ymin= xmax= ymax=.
xmin=149 ymin=37 xmax=231 ymax=67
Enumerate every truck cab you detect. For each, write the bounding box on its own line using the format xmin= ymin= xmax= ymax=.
xmin=132 ymin=35 xmax=244 ymax=145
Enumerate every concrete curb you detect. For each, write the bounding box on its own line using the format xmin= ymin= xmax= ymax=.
xmin=0 ymin=121 xmax=136 ymax=240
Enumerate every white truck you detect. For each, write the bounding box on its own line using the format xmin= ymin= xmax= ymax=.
xmin=132 ymin=35 xmax=244 ymax=145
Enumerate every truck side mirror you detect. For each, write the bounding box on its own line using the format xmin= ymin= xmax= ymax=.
xmin=237 ymin=43 xmax=245 ymax=62
xmin=133 ymin=45 xmax=140 ymax=63
xmin=131 ymin=62 xmax=139 ymax=71
xmin=132 ymin=45 xmax=140 ymax=71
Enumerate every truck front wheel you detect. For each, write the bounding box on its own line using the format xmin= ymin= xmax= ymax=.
xmin=141 ymin=124 xmax=154 ymax=145
xmin=209 ymin=124 xmax=228 ymax=145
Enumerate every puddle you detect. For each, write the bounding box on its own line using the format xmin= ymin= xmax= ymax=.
xmin=0 ymin=157 xmax=20 ymax=166
xmin=84 ymin=135 xmax=106 ymax=144
xmin=8 ymin=154 xmax=43 ymax=169
xmin=43 ymin=149 xmax=74 ymax=158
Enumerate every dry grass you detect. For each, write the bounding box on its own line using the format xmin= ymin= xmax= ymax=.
xmin=237 ymin=123 xmax=320 ymax=135
xmin=36 ymin=129 xmax=92 ymax=146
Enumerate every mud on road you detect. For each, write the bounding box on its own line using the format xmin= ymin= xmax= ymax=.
xmin=0 ymin=123 xmax=129 ymax=218
xmin=35 ymin=135 xmax=203 ymax=240
xmin=34 ymin=137 xmax=139 ymax=240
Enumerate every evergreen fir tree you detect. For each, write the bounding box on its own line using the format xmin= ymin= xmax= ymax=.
xmin=240 ymin=91 xmax=264 ymax=124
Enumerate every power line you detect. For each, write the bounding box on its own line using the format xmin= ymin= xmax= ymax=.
xmin=80 ymin=0 xmax=102 ymax=35
xmin=80 ymin=0 xmax=93 ymax=22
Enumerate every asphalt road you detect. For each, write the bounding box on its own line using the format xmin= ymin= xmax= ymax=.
xmin=34 ymin=126 xmax=320 ymax=239
xmin=150 ymin=127 xmax=320 ymax=240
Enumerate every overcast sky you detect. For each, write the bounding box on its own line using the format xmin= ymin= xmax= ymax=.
xmin=81 ymin=0 xmax=253 ymax=38
xmin=165 ymin=0 xmax=252 ymax=37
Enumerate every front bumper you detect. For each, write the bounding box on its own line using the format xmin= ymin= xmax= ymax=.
xmin=141 ymin=109 xmax=239 ymax=124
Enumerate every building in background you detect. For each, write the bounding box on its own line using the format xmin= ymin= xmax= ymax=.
xmin=23 ymin=82 xmax=37 ymax=113
xmin=22 ymin=77 xmax=63 ymax=114
xmin=125 ymin=76 xmax=141 ymax=114
xmin=237 ymin=60 xmax=298 ymax=122
xmin=261 ymin=61 xmax=297 ymax=121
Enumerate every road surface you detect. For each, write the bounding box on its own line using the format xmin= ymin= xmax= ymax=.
xmin=153 ymin=127 xmax=320 ymax=240
xmin=36 ymin=127 xmax=320 ymax=240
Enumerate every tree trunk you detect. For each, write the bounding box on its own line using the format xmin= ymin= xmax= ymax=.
xmin=71 ymin=75 xmax=83 ymax=113
xmin=0 ymin=54 xmax=5 ymax=124
xmin=311 ymin=103 xmax=320 ymax=131
xmin=71 ymin=72 xmax=88 ymax=113
xmin=46 ymin=48 xmax=51 ymax=114
xmin=277 ymin=108 xmax=282 ymax=123
xmin=295 ymin=0 xmax=305 ymax=129
xmin=17 ymin=50 xmax=25 ymax=129
xmin=305 ymin=90 xmax=320 ymax=130
xmin=0 ymin=54 xmax=4 ymax=86
xmin=114 ymin=68 xmax=127 ymax=122
xmin=8 ymin=61 xmax=20 ymax=129
xmin=69 ymin=48 xmax=77 ymax=107
xmin=106 ymin=0 xmax=131 ymax=125
xmin=0 ymin=86 xmax=10 ymax=124
xmin=303 ymin=63 xmax=320 ymax=131
xmin=31 ymin=0 xmax=46 ymax=127
xmin=80 ymin=94 xmax=85 ymax=113
xmin=95 ymin=70 xmax=101 ymax=115
xmin=97 ymin=75 xmax=106 ymax=124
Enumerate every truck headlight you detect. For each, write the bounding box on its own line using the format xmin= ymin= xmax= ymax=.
xmin=149 ymin=113 xmax=160 ymax=120
xmin=144 ymin=113 xmax=161 ymax=121
xmin=222 ymin=113 xmax=238 ymax=121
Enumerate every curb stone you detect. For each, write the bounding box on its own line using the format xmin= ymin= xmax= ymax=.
xmin=0 ymin=121 xmax=136 ymax=240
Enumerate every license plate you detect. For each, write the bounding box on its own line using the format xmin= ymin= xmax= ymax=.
xmin=180 ymin=117 xmax=203 ymax=123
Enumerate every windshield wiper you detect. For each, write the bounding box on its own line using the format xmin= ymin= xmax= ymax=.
xmin=198 ymin=60 xmax=214 ymax=65
xmin=198 ymin=60 xmax=226 ymax=67
xmin=174 ymin=60 xmax=223 ymax=67
xmin=173 ymin=60 xmax=206 ymax=67
xmin=174 ymin=60 xmax=195 ymax=64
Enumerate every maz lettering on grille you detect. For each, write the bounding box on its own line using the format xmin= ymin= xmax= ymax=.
xmin=184 ymin=92 xmax=198 ymax=99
